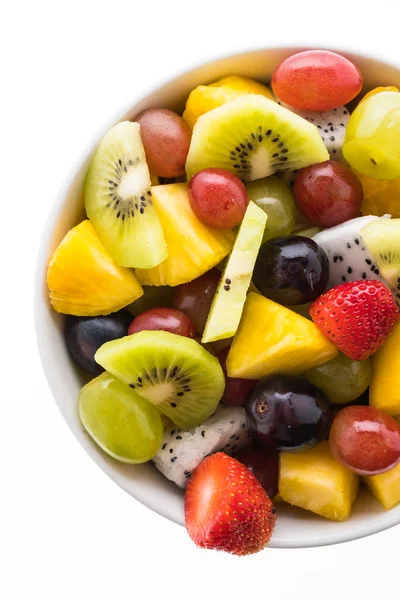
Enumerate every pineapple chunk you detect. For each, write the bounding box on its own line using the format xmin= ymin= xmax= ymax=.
xmin=370 ymin=321 xmax=400 ymax=415
xmin=47 ymin=220 xmax=143 ymax=316
xmin=279 ymin=442 xmax=359 ymax=521
xmin=136 ymin=184 xmax=235 ymax=287
xmin=183 ymin=76 xmax=275 ymax=129
xmin=226 ymin=293 xmax=338 ymax=379
xmin=364 ymin=463 xmax=400 ymax=510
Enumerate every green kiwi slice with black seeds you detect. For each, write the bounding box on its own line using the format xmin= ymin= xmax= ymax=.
xmin=85 ymin=121 xmax=167 ymax=269
xmin=95 ymin=330 xmax=225 ymax=429
xmin=186 ymin=95 xmax=329 ymax=182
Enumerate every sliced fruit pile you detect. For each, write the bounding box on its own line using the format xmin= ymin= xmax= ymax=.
xmin=48 ymin=49 xmax=400 ymax=556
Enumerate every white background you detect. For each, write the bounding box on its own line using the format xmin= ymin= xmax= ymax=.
xmin=2 ymin=1 xmax=400 ymax=598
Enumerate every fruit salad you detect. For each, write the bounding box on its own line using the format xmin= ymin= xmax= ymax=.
xmin=47 ymin=49 xmax=400 ymax=556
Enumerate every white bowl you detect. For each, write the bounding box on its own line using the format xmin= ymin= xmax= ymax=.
xmin=35 ymin=46 xmax=400 ymax=548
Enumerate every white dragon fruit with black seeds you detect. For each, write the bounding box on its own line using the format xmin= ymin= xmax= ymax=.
xmin=312 ymin=215 xmax=391 ymax=290
xmin=278 ymin=102 xmax=350 ymax=186
xmin=152 ymin=405 xmax=250 ymax=488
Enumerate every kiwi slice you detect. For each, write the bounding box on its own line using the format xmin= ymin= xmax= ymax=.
xmin=186 ymin=95 xmax=329 ymax=182
xmin=85 ymin=121 xmax=167 ymax=269
xmin=202 ymin=201 xmax=267 ymax=343
xmin=361 ymin=218 xmax=400 ymax=306
xmin=95 ymin=330 xmax=225 ymax=429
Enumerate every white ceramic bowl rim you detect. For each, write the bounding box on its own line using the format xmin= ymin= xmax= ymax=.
xmin=35 ymin=43 xmax=400 ymax=548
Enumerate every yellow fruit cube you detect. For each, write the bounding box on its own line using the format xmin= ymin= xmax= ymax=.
xmin=136 ymin=184 xmax=234 ymax=287
xmin=226 ymin=293 xmax=338 ymax=379
xmin=370 ymin=321 xmax=400 ymax=415
xmin=364 ymin=463 xmax=400 ymax=510
xmin=354 ymin=170 xmax=400 ymax=218
xmin=183 ymin=75 xmax=275 ymax=129
xmin=47 ymin=220 xmax=143 ymax=316
xmin=279 ymin=442 xmax=359 ymax=521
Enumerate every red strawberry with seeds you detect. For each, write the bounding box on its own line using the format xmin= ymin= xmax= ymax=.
xmin=310 ymin=280 xmax=398 ymax=360
xmin=184 ymin=452 xmax=276 ymax=556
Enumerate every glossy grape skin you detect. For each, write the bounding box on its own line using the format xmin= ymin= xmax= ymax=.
xmin=252 ymin=235 xmax=329 ymax=305
xmin=128 ymin=307 xmax=195 ymax=338
xmin=294 ymin=161 xmax=364 ymax=228
xmin=305 ymin=353 xmax=372 ymax=405
xmin=79 ymin=372 xmax=163 ymax=463
xmin=329 ymin=406 xmax=400 ymax=475
xmin=64 ymin=311 xmax=131 ymax=375
xmin=246 ymin=176 xmax=296 ymax=242
xmin=234 ymin=447 xmax=279 ymax=498
xmin=217 ymin=347 xmax=257 ymax=406
xmin=188 ymin=168 xmax=249 ymax=229
xmin=135 ymin=108 xmax=191 ymax=178
xmin=172 ymin=268 xmax=221 ymax=335
xmin=246 ymin=375 xmax=332 ymax=452
xmin=343 ymin=91 xmax=400 ymax=180
xmin=272 ymin=50 xmax=362 ymax=111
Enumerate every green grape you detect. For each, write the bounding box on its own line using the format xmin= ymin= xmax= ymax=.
xmin=343 ymin=91 xmax=400 ymax=179
xmin=296 ymin=226 xmax=321 ymax=238
xmin=79 ymin=372 xmax=163 ymax=463
xmin=246 ymin=176 xmax=296 ymax=242
xmin=127 ymin=285 xmax=173 ymax=316
xmin=305 ymin=353 xmax=372 ymax=405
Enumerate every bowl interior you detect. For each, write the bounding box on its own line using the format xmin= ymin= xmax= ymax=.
xmin=35 ymin=47 xmax=400 ymax=548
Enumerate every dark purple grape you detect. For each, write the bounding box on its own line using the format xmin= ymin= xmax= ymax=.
xmin=64 ymin=310 xmax=131 ymax=374
xmin=245 ymin=374 xmax=332 ymax=452
xmin=252 ymin=235 xmax=329 ymax=305
xmin=234 ymin=447 xmax=279 ymax=498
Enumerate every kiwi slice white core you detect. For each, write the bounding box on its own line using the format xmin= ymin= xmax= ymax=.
xmin=118 ymin=162 xmax=150 ymax=198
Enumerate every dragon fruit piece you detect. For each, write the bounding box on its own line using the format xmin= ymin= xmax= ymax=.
xmin=278 ymin=103 xmax=350 ymax=186
xmin=312 ymin=215 xmax=391 ymax=290
xmin=152 ymin=404 xmax=250 ymax=488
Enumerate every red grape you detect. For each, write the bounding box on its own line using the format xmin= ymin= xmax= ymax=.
xmin=272 ymin=50 xmax=362 ymax=111
xmin=135 ymin=108 xmax=191 ymax=178
xmin=172 ymin=268 xmax=221 ymax=335
xmin=217 ymin=347 xmax=257 ymax=406
xmin=128 ymin=308 xmax=195 ymax=338
xmin=234 ymin=447 xmax=279 ymax=499
xmin=188 ymin=168 xmax=249 ymax=229
xmin=294 ymin=161 xmax=363 ymax=228
xmin=329 ymin=406 xmax=400 ymax=475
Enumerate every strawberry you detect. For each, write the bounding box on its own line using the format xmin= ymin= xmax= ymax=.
xmin=310 ymin=281 xmax=398 ymax=360
xmin=184 ymin=452 xmax=276 ymax=556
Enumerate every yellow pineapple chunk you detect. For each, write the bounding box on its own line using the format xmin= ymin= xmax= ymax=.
xmin=370 ymin=321 xmax=400 ymax=415
xmin=364 ymin=464 xmax=400 ymax=510
xmin=279 ymin=442 xmax=359 ymax=521
xmin=226 ymin=293 xmax=337 ymax=379
xmin=183 ymin=75 xmax=275 ymax=129
xmin=47 ymin=220 xmax=143 ymax=316
xmin=136 ymin=184 xmax=234 ymax=287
